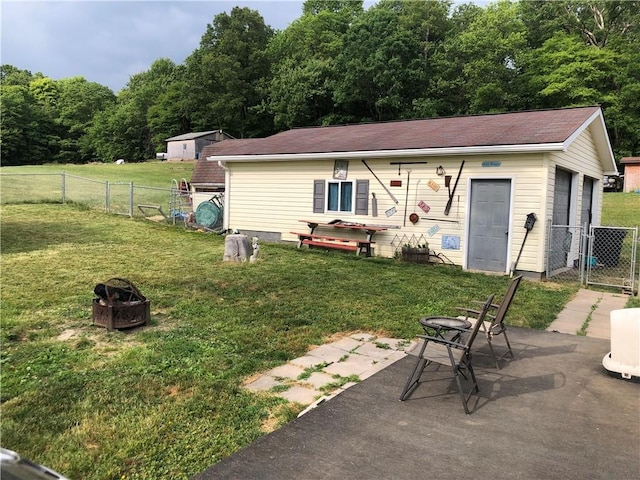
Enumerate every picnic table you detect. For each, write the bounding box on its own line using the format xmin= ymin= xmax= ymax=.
xmin=291 ymin=220 xmax=390 ymax=257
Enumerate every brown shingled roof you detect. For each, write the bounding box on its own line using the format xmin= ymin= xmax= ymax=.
xmin=206 ymin=107 xmax=601 ymax=157
xmin=621 ymin=157 xmax=640 ymax=165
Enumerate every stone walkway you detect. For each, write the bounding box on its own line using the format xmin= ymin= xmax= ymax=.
xmin=243 ymin=333 xmax=415 ymax=416
xmin=244 ymin=289 xmax=631 ymax=415
xmin=546 ymin=289 xmax=629 ymax=339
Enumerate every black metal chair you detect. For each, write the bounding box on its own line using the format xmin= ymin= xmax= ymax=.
xmin=458 ymin=275 xmax=523 ymax=369
xmin=399 ymin=294 xmax=495 ymax=414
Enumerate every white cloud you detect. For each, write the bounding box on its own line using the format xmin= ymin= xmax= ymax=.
xmin=1 ymin=0 xmax=305 ymax=92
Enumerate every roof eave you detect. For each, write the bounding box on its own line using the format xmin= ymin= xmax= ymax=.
xmin=209 ymin=143 xmax=566 ymax=163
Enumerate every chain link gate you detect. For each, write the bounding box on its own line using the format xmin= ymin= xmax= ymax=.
xmin=546 ymin=221 xmax=637 ymax=294
xmin=586 ymin=226 xmax=637 ymax=293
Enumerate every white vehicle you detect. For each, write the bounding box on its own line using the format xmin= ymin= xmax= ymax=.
xmin=1 ymin=447 xmax=70 ymax=479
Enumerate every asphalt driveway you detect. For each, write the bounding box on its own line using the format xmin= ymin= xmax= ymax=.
xmin=194 ymin=327 xmax=639 ymax=480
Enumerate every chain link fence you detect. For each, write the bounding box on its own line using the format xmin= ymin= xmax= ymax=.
xmin=0 ymin=172 xmax=180 ymax=220
xmin=547 ymin=221 xmax=638 ymax=294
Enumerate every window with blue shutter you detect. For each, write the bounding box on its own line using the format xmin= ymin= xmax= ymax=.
xmin=313 ymin=179 xmax=368 ymax=215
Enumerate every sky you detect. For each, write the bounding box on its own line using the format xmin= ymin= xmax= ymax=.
xmin=1 ymin=0 xmax=312 ymax=93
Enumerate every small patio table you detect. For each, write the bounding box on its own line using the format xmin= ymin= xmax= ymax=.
xmin=419 ymin=316 xmax=472 ymax=340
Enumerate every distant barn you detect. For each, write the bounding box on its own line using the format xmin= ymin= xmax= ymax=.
xmin=165 ymin=130 xmax=234 ymax=161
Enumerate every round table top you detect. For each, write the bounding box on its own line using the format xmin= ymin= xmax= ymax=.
xmin=419 ymin=316 xmax=472 ymax=330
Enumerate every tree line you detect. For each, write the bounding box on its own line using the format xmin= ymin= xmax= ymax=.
xmin=1 ymin=0 xmax=638 ymax=167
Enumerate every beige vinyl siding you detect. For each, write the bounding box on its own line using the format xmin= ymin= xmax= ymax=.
xmin=226 ymin=154 xmax=549 ymax=271
xmin=546 ymin=127 xmax=603 ymax=227
xmin=227 ymin=159 xmax=407 ymax=256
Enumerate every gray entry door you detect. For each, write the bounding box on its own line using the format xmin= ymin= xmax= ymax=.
xmin=468 ymin=179 xmax=511 ymax=272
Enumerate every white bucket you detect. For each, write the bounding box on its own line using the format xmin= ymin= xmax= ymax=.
xmin=602 ymin=308 xmax=640 ymax=379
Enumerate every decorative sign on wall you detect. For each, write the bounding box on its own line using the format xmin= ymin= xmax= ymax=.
xmin=333 ymin=160 xmax=349 ymax=179
xmin=442 ymin=235 xmax=461 ymax=250
xmin=418 ymin=200 xmax=431 ymax=214
xmin=428 ymin=224 xmax=440 ymax=236
xmin=482 ymin=161 xmax=501 ymax=167
xmin=390 ymin=180 xmax=402 ymax=187
xmin=427 ymin=179 xmax=440 ymax=191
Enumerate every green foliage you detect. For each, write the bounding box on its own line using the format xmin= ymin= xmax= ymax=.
xmin=184 ymin=7 xmax=275 ymax=138
xmin=2 ymin=0 xmax=640 ymax=166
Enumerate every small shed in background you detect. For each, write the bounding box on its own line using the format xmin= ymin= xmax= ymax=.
xmin=165 ymin=130 xmax=234 ymax=161
xmin=621 ymin=157 xmax=640 ymax=192
xmin=189 ymin=139 xmax=260 ymax=211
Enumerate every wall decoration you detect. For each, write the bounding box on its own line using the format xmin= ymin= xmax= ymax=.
xmin=418 ymin=200 xmax=431 ymax=213
xmin=427 ymin=179 xmax=440 ymax=191
xmin=442 ymin=235 xmax=460 ymax=250
xmin=482 ymin=161 xmax=501 ymax=167
xmin=428 ymin=224 xmax=440 ymax=236
xmin=333 ymin=160 xmax=349 ymax=180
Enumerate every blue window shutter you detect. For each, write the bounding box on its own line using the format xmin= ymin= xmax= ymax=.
xmin=313 ymin=180 xmax=325 ymax=213
xmin=355 ymin=180 xmax=369 ymax=215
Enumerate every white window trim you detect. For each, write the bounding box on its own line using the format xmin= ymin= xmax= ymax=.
xmin=325 ymin=179 xmax=356 ymax=215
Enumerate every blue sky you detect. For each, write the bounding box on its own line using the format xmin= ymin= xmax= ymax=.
xmin=1 ymin=0 xmax=309 ymax=92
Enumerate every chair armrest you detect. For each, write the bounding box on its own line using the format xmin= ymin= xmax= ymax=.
xmin=470 ymin=300 xmax=500 ymax=309
xmin=417 ymin=334 xmax=469 ymax=350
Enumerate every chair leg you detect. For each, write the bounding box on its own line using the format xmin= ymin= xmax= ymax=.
xmin=466 ymin=360 xmax=480 ymax=393
xmin=502 ymin=330 xmax=514 ymax=358
xmin=400 ymin=357 xmax=427 ymax=401
xmin=453 ymin=368 xmax=470 ymax=414
xmin=456 ymin=359 xmax=479 ymax=414
xmin=486 ymin=335 xmax=500 ymax=369
xmin=452 ymin=359 xmax=479 ymax=414
xmin=400 ymin=338 xmax=431 ymax=401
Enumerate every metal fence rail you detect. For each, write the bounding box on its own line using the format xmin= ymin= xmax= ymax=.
xmin=1 ymin=172 xmax=175 ymax=220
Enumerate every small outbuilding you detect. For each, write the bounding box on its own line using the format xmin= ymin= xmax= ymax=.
xmin=205 ymin=106 xmax=617 ymax=277
xmin=621 ymin=157 xmax=640 ymax=192
xmin=165 ymin=130 xmax=234 ymax=161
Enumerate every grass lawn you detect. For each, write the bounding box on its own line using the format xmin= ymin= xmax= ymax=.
xmin=0 ymin=202 xmax=578 ymax=479
xmin=0 ymin=161 xmax=196 ymax=189
xmin=1 ymin=163 xmax=638 ymax=478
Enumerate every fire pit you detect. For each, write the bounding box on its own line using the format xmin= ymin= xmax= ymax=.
xmin=92 ymin=278 xmax=150 ymax=331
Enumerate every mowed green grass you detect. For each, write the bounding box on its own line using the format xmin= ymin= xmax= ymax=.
xmin=1 ymin=201 xmax=577 ymax=479
xmin=1 ymin=162 xmax=637 ymax=478
xmin=0 ymin=161 xmax=195 ymax=188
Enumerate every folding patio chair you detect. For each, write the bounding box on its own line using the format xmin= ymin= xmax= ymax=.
xmin=458 ymin=275 xmax=523 ymax=369
xmin=399 ymin=294 xmax=495 ymax=414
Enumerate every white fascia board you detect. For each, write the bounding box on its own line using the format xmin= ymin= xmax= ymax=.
xmin=207 ymin=143 xmax=565 ymax=163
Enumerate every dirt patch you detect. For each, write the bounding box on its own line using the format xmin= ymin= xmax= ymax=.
xmin=57 ymin=329 xmax=79 ymax=341
xmin=260 ymin=403 xmax=294 ymax=433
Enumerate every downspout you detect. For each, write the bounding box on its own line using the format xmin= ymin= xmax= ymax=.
xmin=218 ymin=160 xmax=230 ymax=230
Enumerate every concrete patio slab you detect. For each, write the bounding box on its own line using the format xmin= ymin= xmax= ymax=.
xmin=195 ymin=328 xmax=640 ymax=480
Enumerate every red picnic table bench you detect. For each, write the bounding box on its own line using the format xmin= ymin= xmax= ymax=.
xmin=291 ymin=220 xmax=389 ymax=257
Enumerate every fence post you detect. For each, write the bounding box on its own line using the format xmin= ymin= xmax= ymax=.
xmin=61 ymin=171 xmax=66 ymax=204
xmin=106 ymin=181 xmax=110 ymax=213
xmin=545 ymin=218 xmax=551 ymax=279
xmin=129 ymin=182 xmax=134 ymax=218
xmin=580 ymin=222 xmax=588 ymax=285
